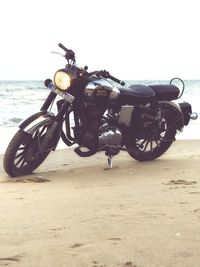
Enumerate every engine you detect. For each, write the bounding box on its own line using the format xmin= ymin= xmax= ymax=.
xmin=98 ymin=122 xmax=122 ymax=155
xmin=74 ymin=117 xmax=122 ymax=157
xmin=74 ymin=79 xmax=122 ymax=156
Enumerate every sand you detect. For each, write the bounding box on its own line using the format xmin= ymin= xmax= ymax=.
xmin=0 ymin=140 xmax=200 ymax=267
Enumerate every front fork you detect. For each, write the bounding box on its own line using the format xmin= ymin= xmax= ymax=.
xmin=41 ymin=91 xmax=71 ymax=123
xmin=41 ymin=91 xmax=73 ymax=147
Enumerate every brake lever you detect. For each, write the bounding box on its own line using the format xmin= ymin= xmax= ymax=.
xmin=51 ymin=51 xmax=65 ymax=57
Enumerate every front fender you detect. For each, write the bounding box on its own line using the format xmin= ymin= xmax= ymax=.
xmin=19 ymin=111 xmax=55 ymax=134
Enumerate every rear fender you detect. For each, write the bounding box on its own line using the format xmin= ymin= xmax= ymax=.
xmin=178 ymin=102 xmax=193 ymax=126
xmin=19 ymin=111 xmax=55 ymax=134
xmin=160 ymin=101 xmax=184 ymax=130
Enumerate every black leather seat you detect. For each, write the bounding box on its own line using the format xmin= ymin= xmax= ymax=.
xmin=149 ymin=84 xmax=180 ymax=101
xmin=119 ymin=84 xmax=156 ymax=104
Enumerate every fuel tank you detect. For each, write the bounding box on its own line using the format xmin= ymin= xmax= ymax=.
xmin=84 ymin=78 xmax=120 ymax=103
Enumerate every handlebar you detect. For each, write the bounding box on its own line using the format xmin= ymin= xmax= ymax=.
xmin=58 ymin=43 xmax=75 ymax=61
xmin=108 ymin=74 xmax=125 ymax=86
xmin=58 ymin=43 xmax=125 ymax=86
xmin=95 ymin=70 xmax=125 ymax=86
xmin=58 ymin=43 xmax=69 ymax=53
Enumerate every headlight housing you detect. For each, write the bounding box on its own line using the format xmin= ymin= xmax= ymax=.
xmin=54 ymin=70 xmax=71 ymax=91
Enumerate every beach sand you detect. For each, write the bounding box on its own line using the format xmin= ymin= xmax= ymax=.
xmin=0 ymin=140 xmax=200 ymax=267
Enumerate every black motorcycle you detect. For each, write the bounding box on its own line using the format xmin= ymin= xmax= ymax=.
xmin=3 ymin=43 xmax=198 ymax=177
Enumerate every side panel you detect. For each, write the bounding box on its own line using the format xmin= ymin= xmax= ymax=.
xmin=118 ymin=105 xmax=134 ymax=126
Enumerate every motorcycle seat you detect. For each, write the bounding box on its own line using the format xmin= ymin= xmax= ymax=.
xmin=149 ymin=84 xmax=180 ymax=101
xmin=119 ymin=84 xmax=156 ymax=104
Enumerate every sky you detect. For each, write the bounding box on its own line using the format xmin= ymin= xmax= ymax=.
xmin=1 ymin=0 xmax=200 ymax=80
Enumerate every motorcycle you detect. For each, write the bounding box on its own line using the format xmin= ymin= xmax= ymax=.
xmin=3 ymin=43 xmax=198 ymax=177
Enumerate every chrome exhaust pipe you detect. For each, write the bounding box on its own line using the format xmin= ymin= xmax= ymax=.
xmin=190 ymin=112 xmax=198 ymax=120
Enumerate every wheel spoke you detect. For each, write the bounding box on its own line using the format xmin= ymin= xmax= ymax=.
xmin=140 ymin=139 xmax=146 ymax=147
xmin=135 ymin=138 xmax=162 ymax=153
xmin=32 ymin=126 xmax=47 ymax=150
xmin=15 ymin=154 xmax=25 ymax=167
xmin=20 ymin=159 xmax=27 ymax=168
xmin=136 ymin=139 xmax=145 ymax=149
xmin=150 ymin=141 xmax=153 ymax=152
xmin=34 ymin=126 xmax=47 ymax=139
xmin=15 ymin=151 xmax=24 ymax=159
xmin=39 ymin=126 xmax=47 ymax=136
xmin=17 ymin=146 xmax=25 ymax=151
xmin=143 ymin=140 xmax=150 ymax=152
xmin=155 ymin=140 xmax=160 ymax=146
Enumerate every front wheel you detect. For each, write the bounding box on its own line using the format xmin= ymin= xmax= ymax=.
xmin=126 ymin=104 xmax=178 ymax=161
xmin=4 ymin=124 xmax=59 ymax=177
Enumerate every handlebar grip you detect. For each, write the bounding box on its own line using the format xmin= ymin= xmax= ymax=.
xmin=58 ymin=43 xmax=69 ymax=53
xmin=109 ymin=75 xmax=125 ymax=86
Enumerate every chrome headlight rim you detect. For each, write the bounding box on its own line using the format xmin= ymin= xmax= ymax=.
xmin=54 ymin=70 xmax=71 ymax=91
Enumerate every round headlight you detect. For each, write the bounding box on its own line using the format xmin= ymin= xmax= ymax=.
xmin=54 ymin=71 xmax=71 ymax=91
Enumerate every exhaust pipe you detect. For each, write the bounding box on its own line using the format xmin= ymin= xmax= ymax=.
xmin=190 ymin=112 xmax=198 ymax=120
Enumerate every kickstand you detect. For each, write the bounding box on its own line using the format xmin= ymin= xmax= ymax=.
xmin=106 ymin=155 xmax=113 ymax=169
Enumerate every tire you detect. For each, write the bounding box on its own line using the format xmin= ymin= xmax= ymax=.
xmin=126 ymin=104 xmax=178 ymax=161
xmin=4 ymin=124 xmax=57 ymax=177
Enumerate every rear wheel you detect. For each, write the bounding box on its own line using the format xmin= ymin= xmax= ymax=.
xmin=4 ymin=124 xmax=58 ymax=177
xmin=126 ymin=105 xmax=178 ymax=161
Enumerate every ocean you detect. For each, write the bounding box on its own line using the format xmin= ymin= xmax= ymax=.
xmin=0 ymin=80 xmax=200 ymax=154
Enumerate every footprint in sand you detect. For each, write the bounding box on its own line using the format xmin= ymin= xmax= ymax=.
xmin=70 ymin=243 xmax=84 ymax=248
xmin=92 ymin=260 xmax=107 ymax=267
xmin=193 ymin=208 xmax=200 ymax=213
xmin=0 ymin=254 xmax=23 ymax=263
xmin=164 ymin=180 xmax=197 ymax=185
xmin=123 ymin=262 xmax=137 ymax=267
xmin=107 ymin=237 xmax=122 ymax=241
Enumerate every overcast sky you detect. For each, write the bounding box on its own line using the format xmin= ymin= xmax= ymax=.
xmin=1 ymin=0 xmax=200 ymax=80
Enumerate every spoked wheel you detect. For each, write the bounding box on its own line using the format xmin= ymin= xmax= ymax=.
xmin=126 ymin=105 xmax=177 ymax=161
xmin=4 ymin=124 xmax=58 ymax=177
